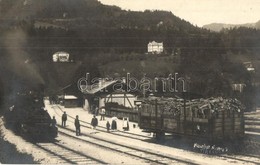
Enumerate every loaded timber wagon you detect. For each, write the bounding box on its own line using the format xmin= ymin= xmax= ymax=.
xmin=138 ymin=97 xmax=245 ymax=141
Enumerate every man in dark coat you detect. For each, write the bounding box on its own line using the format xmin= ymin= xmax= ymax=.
xmin=62 ymin=111 xmax=67 ymax=127
xmin=106 ymin=121 xmax=110 ymax=132
xmin=91 ymin=115 xmax=98 ymax=129
xmin=74 ymin=115 xmax=81 ymax=136
xmin=111 ymin=119 xmax=117 ymax=130
xmin=52 ymin=116 xmax=57 ymax=127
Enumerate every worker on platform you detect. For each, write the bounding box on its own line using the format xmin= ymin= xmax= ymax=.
xmin=74 ymin=115 xmax=81 ymax=136
xmin=62 ymin=111 xmax=67 ymax=127
xmin=122 ymin=117 xmax=129 ymax=131
xmin=52 ymin=116 xmax=57 ymax=127
xmin=111 ymin=117 xmax=117 ymax=130
xmin=91 ymin=115 xmax=98 ymax=129
xmin=100 ymin=107 xmax=106 ymax=121
xmin=106 ymin=121 xmax=110 ymax=132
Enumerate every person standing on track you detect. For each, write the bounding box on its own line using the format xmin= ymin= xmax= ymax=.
xmin=74 ymin=115 xmax=81 ymax=136
xmin=91 ymin=115 xmax=98 ymax=129
xmin=111 ymin=117 xmax=117 ymax=130
xmin=100 ymin=106 xmax=106 ymax=121
xmin=106 ymin=121 xmax=110 ymax=132
xmin=52 ymin=116 xmax=57 ymax=127
xmin=95 ymin=107 xmax=99 ymax=116
xmin=62 ymin=111 xmax=67 ymax=127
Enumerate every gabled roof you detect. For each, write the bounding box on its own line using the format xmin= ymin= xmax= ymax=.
xmin=64 ymin=95 xmax=78 ymax=99
xmin=148 ymin=41 xmax=163 ymax=45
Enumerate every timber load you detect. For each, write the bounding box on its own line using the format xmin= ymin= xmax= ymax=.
xmin=138 ymin=97 xmax=245 ymax=141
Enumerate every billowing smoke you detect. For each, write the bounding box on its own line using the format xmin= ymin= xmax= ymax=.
xmin=3 ymin=29 xmax=45 ymax=91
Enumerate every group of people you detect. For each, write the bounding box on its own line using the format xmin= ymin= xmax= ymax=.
xmin=73 ymin=114 xmax=119 ymax=135
xmin=51 ymin=106 xmax=129 ymax=136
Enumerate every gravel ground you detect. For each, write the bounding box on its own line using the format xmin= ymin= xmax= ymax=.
xmin=0 ymin=117 xmax=38 ymax=164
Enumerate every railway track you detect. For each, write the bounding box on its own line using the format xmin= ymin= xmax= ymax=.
xmin=56 ymin=125 xmax=197 ymax=165
xmin=49 ymin=105 xmax=198 ymax=164
xmin=34 ymin=141 xmax=107 ymax=164
xmin=49 ymin=104 xmax=260 ymax=164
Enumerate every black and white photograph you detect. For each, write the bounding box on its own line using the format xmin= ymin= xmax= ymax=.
xmin=0 ymin=0 xmax=260 ymax=164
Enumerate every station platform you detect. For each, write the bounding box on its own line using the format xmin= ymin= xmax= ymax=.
xmin=44 ymin=100 xmax=151 ymax=137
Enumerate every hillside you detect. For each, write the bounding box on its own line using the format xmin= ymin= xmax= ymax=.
xmin=203 ymin=20 xmax=260 ymax=32
xmin=0 ymin=0 xmax=210 ymax=54
xmin=0 ymin=0 xmax=203 ymax=90
xmin=0 ymin=0 xmax=198 ymax=31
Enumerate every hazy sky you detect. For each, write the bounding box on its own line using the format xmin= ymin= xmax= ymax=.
xmin=98 ymin=0 xmax=260 ymax=27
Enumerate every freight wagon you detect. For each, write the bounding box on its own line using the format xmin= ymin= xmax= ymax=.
xmin=138 ymin=97 xmax=245 ymax=141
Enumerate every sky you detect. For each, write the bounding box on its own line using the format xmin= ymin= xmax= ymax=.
xmin=98 ymin=0 xmax=260 ymax=27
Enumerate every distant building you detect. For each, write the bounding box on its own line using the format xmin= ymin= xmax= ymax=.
xmin=147 ymin=41 xmax=163 ymax=54
xmin=232 ymin=83 xmax=246 ymax=93
xmin=64 ymin=95 xmax=80 ymax=108
xmin=243 ymin=62 xmax=255 ymax=72
xmin=53 ymin=51 xmax=70 ymax=62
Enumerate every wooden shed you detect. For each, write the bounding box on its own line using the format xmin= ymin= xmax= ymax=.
xmin=64 ymin=95 xmax=80 ymax=108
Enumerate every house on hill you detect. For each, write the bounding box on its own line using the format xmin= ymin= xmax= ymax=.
xmin=53 ymin=51 xmax=70 ymax=62
xmin=147 ymin=41 xmax=163 ymax=54
xmin=232 ymin=83 xmax=246 ymax=93
xmin=243 ymin=62 xmax=255 ymax=72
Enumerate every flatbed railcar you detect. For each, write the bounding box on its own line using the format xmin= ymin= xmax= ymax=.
xmin=138 ymin=97 xmax=245 ymax=141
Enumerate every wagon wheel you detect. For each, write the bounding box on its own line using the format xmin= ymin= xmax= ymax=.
xmin=155 ymin=131 xmax=165 ymax=141
xmin=14 ymin=122 xmax=22 ymax=134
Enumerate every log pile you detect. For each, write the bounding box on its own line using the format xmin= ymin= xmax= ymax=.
xmin=143 ymin=97 xmax=244 ymax=118
xmin=139 ymin=96 xmax=245 ymax=140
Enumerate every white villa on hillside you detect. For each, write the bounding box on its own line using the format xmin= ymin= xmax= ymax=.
xmin=147 ymin=41 xmax=163 ymax=54
xmin=53 ymin=51 xmax=70 ymax=62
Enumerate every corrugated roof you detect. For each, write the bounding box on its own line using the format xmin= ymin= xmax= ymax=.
xmin=64 ymin=95 xmax=78 ymax=99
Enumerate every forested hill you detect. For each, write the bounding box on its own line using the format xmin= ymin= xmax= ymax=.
xmin=0 ymin=0 xmax=215 ymax=53
xmin=203 ymin=20 xmax=260 ymax=32
xmin=0 ymin=0 xmax=198 ymax=31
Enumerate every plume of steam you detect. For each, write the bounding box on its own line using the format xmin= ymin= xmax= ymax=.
xmin=3 ymin=29 xmax=45 ymax=88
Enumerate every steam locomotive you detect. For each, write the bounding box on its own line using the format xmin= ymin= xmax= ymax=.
xmin=4 ymin=88 xmax=58 ymax=139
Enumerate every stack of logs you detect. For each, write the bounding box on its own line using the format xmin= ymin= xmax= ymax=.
xmin=140 ymin=97 xmax=245 ymax=140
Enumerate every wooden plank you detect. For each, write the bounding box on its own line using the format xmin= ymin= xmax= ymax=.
xmin=234 ymin=114 xmax=241 ymax=118
xmin=224 ymin=122 xmax=233 ymax=125
xmin=235 ymin=118 xmax=242 ymax=122
xmin=213 ymin=127 xmax=223 ymax=131
xmin=212 ymin=131 xmax=223 ymax=135
xmin=141 ymin=112 xmax=151 ymax=116
xmin=225 ymin=118 xmax=232 ymax=121
xmin=234 ymin=130 xmax=243 ymax=133
xmin=164 ymin=122 xmax=177 ymax=126
xmin=193 ymin=118 xmax=209 ymax=123
xmin=213 ymin=122 xmax=223 ymax=126
xmin=224 ymin=127 xmax=234 ymax=131
xmin=234 ymin=126 xmax=242 ymax=130
xmin=214 ymin=118 xmax=223 ymax=122
xmin=213 ymin=125 xmax=223 ymax=129
xmin=224 ymin=119 xmax=233 ymax=123
xmin=234 ymin=121 xmax=241 ymax=125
